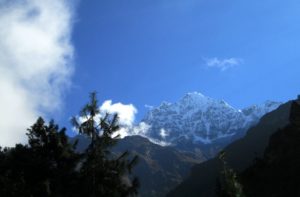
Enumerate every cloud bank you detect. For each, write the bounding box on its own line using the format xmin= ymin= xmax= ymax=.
xmin=0 ymin=0 xmax=75 ymax=146
xmin=204 ymin=57 xmax=243 ymax=71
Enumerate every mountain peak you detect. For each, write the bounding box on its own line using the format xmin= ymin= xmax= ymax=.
xmin=142 ymin=92 xmax=282 ymax=144
xmin=180 ymin=92 xmax=208 ymax=102
xmin=184 ymin=91 xmax=206 ymax=98
xmin=178 ymin=93 xmax=210 ymax=112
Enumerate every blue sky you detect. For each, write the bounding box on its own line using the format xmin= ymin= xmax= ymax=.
xmin=65 ymin=0 xmax=300 ymax=122
xmin=1 ymin=0 xmax=300 ymax=145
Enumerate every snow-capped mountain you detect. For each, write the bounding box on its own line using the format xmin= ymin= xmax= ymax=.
xmin=141 ymin=92 xmax=282 ymax=144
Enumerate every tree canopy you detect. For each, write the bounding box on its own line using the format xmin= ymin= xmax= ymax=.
xmin=0 ymin=92 xmax=139 ymax=197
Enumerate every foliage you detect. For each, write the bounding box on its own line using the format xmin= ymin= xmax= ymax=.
xmin=71 ymin=92 xmax=139 ymax=197
xmin=0 ymin=117 xmax=80 ymax=197
xmin=217 ymin=151 xmax=246 ymax=197
xmin=0 ymin=92 xmax=139 ymax=197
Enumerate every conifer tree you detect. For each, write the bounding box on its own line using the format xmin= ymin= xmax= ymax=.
xmin=0 ymin=117 xmax=80 ymax=197
xmin=71 ymin=92 xmax=139 ymax=197
xmin=0 ymin=93 xmax=139 ymax=197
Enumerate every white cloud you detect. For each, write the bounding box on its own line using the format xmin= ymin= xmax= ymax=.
xmin=113 ymin=121 xmax=150 ymax=139
xmin=0 ymin=0 xmax=75 ymax=146
xmin=159 ymin=128 xmax=169 ymax=139
xmin=73 ymin=100 xmax=138 ymax=138
xmin=100 ymin=100 xmax=137 ymax=127
xmin=132 ymin=122 xmax=151 ymax=136
xmin=204 ymin=57 xmax=243 ymax=71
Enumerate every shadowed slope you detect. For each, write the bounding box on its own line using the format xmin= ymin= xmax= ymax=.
xmin=241 ymin=101 xmax=300 ymax=197
xmin=167 ymin=101 xmax=292 ymax=197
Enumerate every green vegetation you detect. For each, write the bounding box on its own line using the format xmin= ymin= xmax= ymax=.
xmin=0 ymin=93 xmax=139 ymax=197
xmin=217 ymin=151 xmax=245 ymax=197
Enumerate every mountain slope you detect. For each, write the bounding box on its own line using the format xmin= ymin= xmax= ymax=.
xmin=114 ymin=136 xmax=204 ymax=197
xmin=71 ymin=135 xmax=204 ymax=197
xmin=167 ymin=100 xmax=292 ymax=197
xmin=241 ymin=101 xmax=300 ymax=197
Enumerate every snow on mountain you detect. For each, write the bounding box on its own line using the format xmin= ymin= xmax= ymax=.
xmin=141 ymin=92 xmax=282 ymax=144
xmin=242 ymin=100 xmax=282 ymax=125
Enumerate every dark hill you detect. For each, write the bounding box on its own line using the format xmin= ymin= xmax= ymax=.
xmin=240 ymin=101 xmax=300 ymax=197
xmin=71 ymin=135 xmax=205 ymax=197
xmin=114 ymin=135 xmax=205 ymax=197
xmin=167 ymin=101 xmax=292 ymax=197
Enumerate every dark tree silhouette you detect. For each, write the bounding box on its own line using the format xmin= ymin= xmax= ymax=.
xmin=0 ymin=117 xmax=80 ymax=197
xmin=0 ymin=92 xmax=139 ymax=197
xmin=71 ymin=92 xmax=139 ymax=197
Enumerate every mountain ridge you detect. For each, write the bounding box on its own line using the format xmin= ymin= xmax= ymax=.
xmin=167 ymin=99 xmax=292 ymax=197
xmin=141 ymin=92 xmax=282 ymax=145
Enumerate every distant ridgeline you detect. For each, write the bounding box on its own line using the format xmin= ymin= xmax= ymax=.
xmin=168 ymin=97 xmax=300 ymax=197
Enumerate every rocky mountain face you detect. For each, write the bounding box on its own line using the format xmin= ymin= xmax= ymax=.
xmin=167 ymin=100 xmax=292 ymax=197
xmin=141 ymin=92 xmax=281 ymax=157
